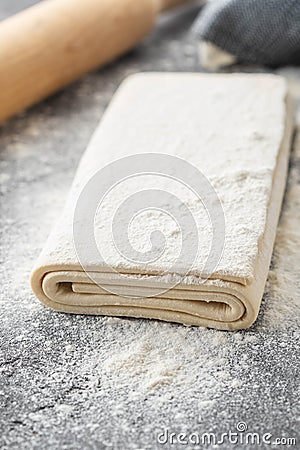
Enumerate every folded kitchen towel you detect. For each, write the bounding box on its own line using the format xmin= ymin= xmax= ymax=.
xmin=193 ymin=0 xmax=300 ymax=69
xmin=31 ymin=73 xmax=294 ymax=330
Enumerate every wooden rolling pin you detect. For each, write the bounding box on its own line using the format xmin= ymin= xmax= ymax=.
xmin=0 ymin=0 xmax=193 ymax=123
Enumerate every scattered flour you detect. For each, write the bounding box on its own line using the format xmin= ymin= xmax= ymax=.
xmin=103 ymin=326 xmax=186 ymax=392
xmin=98 ymin=320 xmax=242 ymax=418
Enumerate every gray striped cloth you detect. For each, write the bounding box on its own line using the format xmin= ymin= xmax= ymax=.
xmin=193 ymin=0 xmax=300 ymax=67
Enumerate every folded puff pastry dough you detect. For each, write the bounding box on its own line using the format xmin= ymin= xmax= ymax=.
xmin=31 ymin=73 xmax=294 ymax=330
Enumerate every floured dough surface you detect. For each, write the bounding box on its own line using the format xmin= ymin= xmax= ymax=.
xmin=48 ymin=73 xmax=288 ymax=281
xmin=31 ymin=73 xmax=294 ymax=330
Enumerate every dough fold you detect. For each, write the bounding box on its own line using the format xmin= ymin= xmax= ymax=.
xmin=31 ymin=73 xmax=294 ymax=330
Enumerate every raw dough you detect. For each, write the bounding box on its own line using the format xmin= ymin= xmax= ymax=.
xmin=31 ymin=73 xmax=294 ymax=330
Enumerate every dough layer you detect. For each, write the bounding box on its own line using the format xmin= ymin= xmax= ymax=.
xmin=31 ymin=73 xmax=294 ymax=330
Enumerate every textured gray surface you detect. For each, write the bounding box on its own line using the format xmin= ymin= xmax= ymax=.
xmin=0 ymin=2 xmax=299 ymax=449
